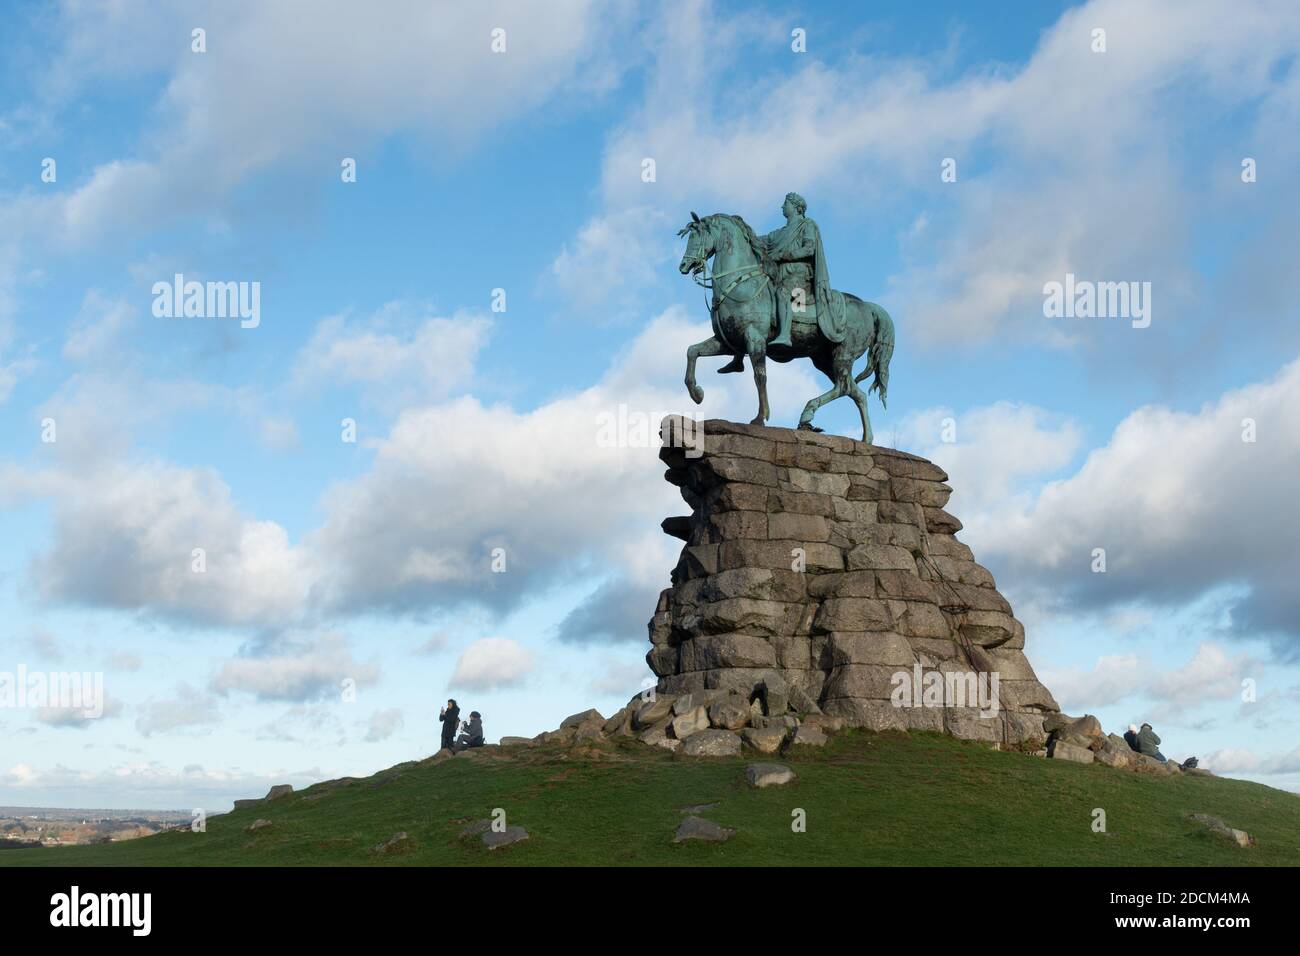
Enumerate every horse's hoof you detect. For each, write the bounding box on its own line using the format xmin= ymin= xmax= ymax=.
xmin=749 ymin=416 xmax=765 ymax=426
xmin=797 ymin=422 xmax=824 ymax=433
xmin=688 ymin=385 xmax=704 ymax=404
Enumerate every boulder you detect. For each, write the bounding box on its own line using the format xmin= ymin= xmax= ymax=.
xmin=800 ymin=714 xmax=845 ymax=734
xmin=708 ymin=697 xmax=751 ymax=731
xmin=482 ymin=825 xmax=530 ymax=850
xmin=790 ymin=725 xmax=828 ymax=748
xmin=745 ymin=763 xmax=796 ymax=788
xmin=638 ymin=718 xmax=677 ymax=750
xmin=1049 ymin=740 xmax=1095 ymax=764
xmin=536 ymin=726 xmax=577 ymax=746
xmin=1042 ymin=713 xmax=1075 ymax=734
xmin=1060 ymin=715 xmax=1103 ymax=739
xmin=372 ymin=831 xmax=414 ymax=854
xmin=1131 ymin=753 xmax=1168 ymax=774
xmin=264 ymin=785 xmax=293 ymax=801
xmin=560 ymin=708 xmax=604 ymax=729
xmin=246 ymin=819 xmax=273 ymax=832
xmin=788 ymin=684 xmax=823 ymax=715
xmin=741 ymin=725 xmax=788 ymax=754
xmin=1095 ymin=747 xmax=1133 ymax=769
xmin=671 ymin=705 xmax=711 ymax=739
xmin=681 ymin=729 xmax=742 ymax=756
xmin=633 ymin=695 xmax=675 ymax=730
xmin=674 ymin=816 xmax=735 ymax=844
xmin=601 ymin=707 xmax=631 ymax=735
xmin=499 ymin=736 xmax=533 ymax=747
xmin=1189 ymin=814 xmax=1253 ymax=848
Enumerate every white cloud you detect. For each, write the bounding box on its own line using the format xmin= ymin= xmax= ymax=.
xmin=1202 ymin=745 xmax=1300 ymax=776
xmin=450 ymin=638 xmax=535 ymax=691
xmin=901 ymin=401 xmax=1083 ymax=515
xmin=15 ymin=0 xmax=635 ymax=249
xmin=136 ymin=684 xmax=221 ymax=737
xmin=558 ymin=0 xmax=1300 ymax=348
xmin=5 ymin=458 xmax=314 ymax=630
xmin=291 ymin=305 xmax=491 ymax=404
xmin=306 ymin=307 xmax=816 ymax=617
xmin=961 ymin=357 xmax=1300 ymax=654
xmin=62 ymin=292 xmax=136 ymax=363
xmin=0 ymin=759 xmax=331 ymax=809
xmin=33 ymin=695 xmax=124 ymax=729
xmin=364 ymin=708 xmax=404 ymax=743
xmin=211 ymin=633 xmax=378 ymax=702
xmin=550 ymin=208 xmax=676 ymax=319
xmin=1040 ymin=642 xmax=1260 ymax=718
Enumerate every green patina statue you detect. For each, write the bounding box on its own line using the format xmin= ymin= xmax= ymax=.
xmin=677 ymin=195 xmax=894 ymax=442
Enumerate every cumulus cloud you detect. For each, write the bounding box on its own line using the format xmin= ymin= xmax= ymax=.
xmin=557 ymin=0 xmax=1300 ymax=352
xmin=1040 ymin=642 xmax=1260 ymax=719
xmin=958 ymin=358 xmax=1300 ymax=656
xmin=557 ymin=578 xmax=659 ymax=645
xmin=1202 ymin=746 xmax=1300 ymax=776
xmin=364 ymin=708 xmax=404 ymax=743
xmin=12 ymin=0 xmax=635 ymax=249
xmin=901 ymin=401 xmax=1083 ymax=515
xmin=33 ymin=695 xmax=124 ymax=729
xmin=2 ymin=306 xmax=819 ymax=634
xmin=5 ymin=458 xmax=315 ymax=630
xmin=306 ymin=307 xmax=816 ymax=618
xmin=449 ymin=638 xmax=534 ymax=691
xmin=211 ymin=632 xmax=378 ymax=702
xmin=291 ymin=304 xmax=491 ymax=405
xmin=135 ymin=684 xmax=222 ymax=737
xmin=587 ymin=657 xmax=654 ymax=696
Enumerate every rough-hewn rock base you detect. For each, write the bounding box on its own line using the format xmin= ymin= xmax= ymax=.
xmin=647 ymin=417 xmax=1060 ymax=746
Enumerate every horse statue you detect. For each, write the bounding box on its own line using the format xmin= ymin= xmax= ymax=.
xmin=676 ymin=210 xmax=894 ymax=443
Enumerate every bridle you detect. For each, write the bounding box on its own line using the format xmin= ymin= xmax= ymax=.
xmin=682 ymin=219 xmax=771 ymax=306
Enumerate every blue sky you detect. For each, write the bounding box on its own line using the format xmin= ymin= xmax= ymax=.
xmin=1 ymin=0 xmax=1298 ymax=809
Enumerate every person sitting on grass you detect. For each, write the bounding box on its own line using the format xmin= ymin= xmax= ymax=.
xmin=1136 ymin=722 xmax=1166 ymax=762
xmin=1123 ymin=724 xmax=1140 ymax=752
xmin=455 ymin=711 xmax=485 ymax=751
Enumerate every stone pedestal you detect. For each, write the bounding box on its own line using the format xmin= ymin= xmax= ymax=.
xmin=647 ymin=417 xmax=1059 ymax=745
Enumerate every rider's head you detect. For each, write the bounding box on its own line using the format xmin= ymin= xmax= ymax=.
xmin=783 ymin=192 xmax=807 ymax=217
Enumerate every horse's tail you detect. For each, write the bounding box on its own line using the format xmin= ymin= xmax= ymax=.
xmin=855 ymin=304 xmax=894 ymax=408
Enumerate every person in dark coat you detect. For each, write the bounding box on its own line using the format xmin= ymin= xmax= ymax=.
xmin=455 ymin=711 xmax=484 ymax=751
xmin=439 ymin=699 xmax=460 ymax=752
xmin=1136 ymin=722 xmax=1166 ymax=762
xmin=1123 ymin=724 xmax=1140 ymax=752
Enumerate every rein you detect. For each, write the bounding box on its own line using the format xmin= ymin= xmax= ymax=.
xmin=691 ymin=262 xmax=770 ymax=305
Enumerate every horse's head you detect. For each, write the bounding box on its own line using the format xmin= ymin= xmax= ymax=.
xmin=677 ymin=211 xmax=712 ymax=275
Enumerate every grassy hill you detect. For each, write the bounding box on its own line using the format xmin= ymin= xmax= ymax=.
xmin=4 ymin=730 xmax=1297 ymax=867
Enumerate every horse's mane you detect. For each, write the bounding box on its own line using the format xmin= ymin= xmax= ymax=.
xmin=707 ymin=214 xmax=771 ymax=271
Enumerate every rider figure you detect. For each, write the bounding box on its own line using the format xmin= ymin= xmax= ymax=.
xmin=760 ymin=192 xmax=829 ymax=347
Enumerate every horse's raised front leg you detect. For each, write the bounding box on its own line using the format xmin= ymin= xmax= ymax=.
xmin=685 ymin=335 xmax=726 ymax=404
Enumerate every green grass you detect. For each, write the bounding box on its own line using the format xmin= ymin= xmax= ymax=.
xmin=4 ymin=731 xmax=1297 ymax=866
